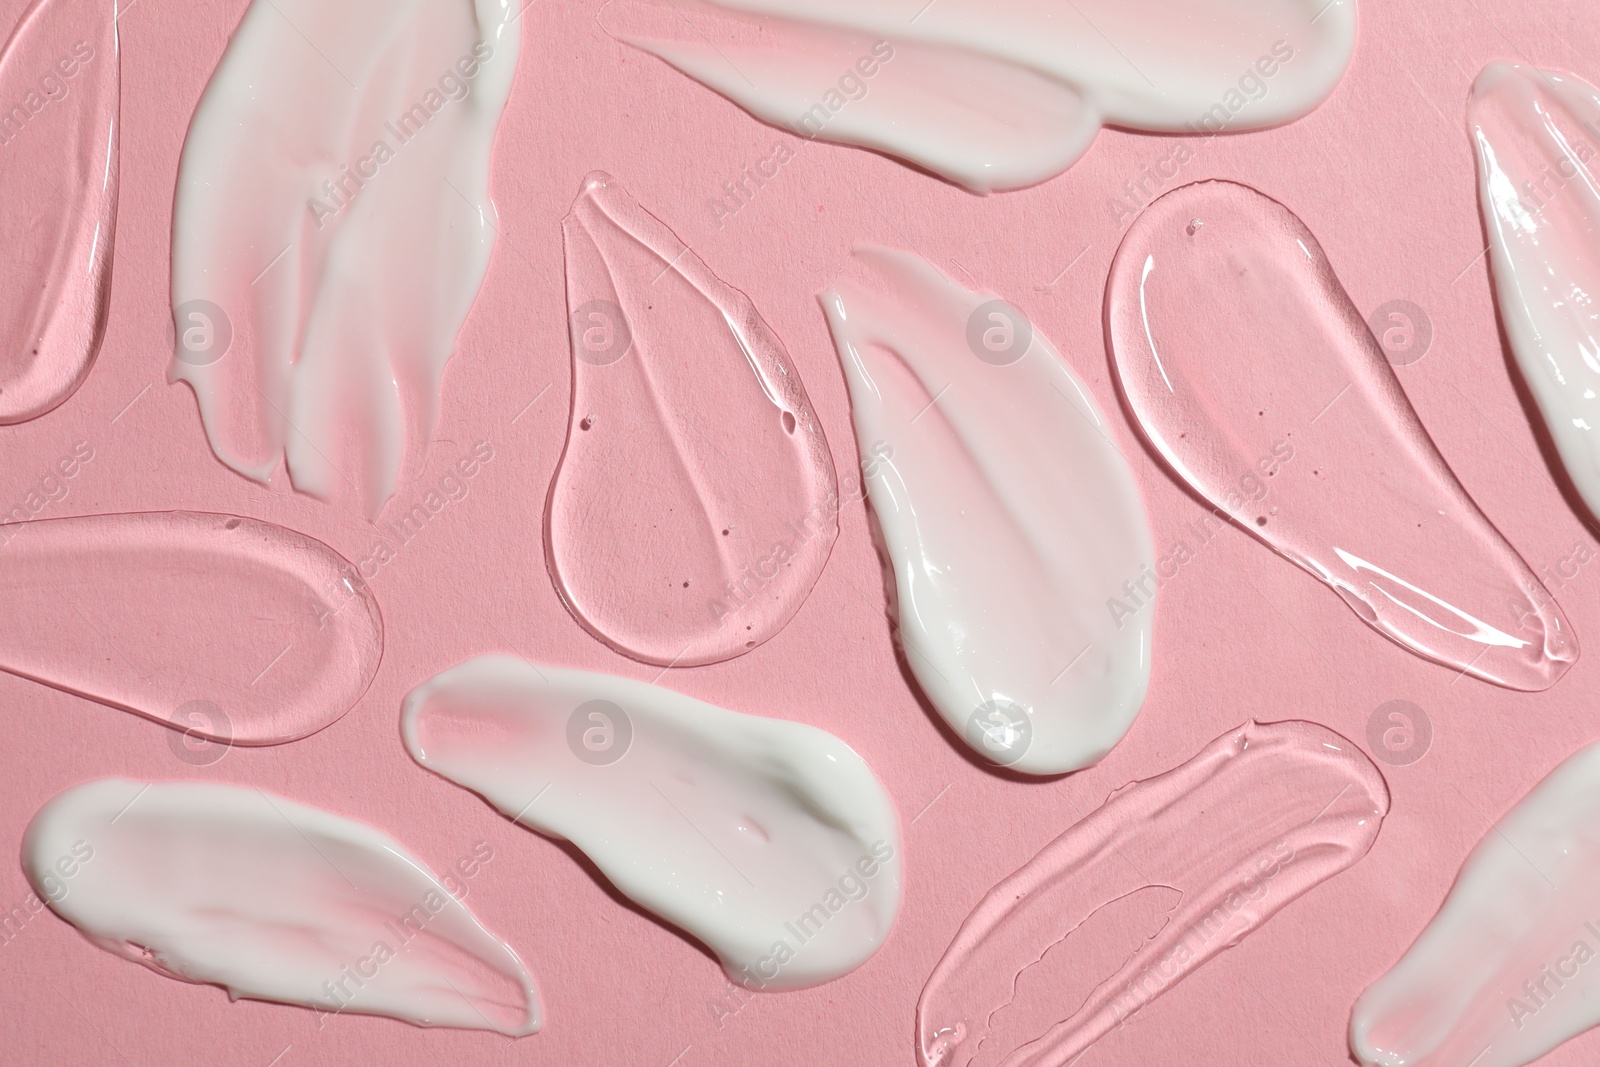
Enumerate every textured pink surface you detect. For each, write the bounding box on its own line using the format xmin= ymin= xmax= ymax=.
xmin=3 ymin=1 xmax=1600 ymax=1065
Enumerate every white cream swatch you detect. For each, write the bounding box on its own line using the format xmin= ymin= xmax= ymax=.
xmin=1471 ymin=62 xmax=1600 ymax=526
xmin=170 ymin=0 xmax=520 ymax=517
xmin=1351 ymin=740 xmax=1600 ymax=1067
xmin=602 ymin=0 xmax=1356 ymax=192
xmin=23 ymin=778 xmax=539 ymax=1035
xmin=819 ymin=247 xmax=1154 ymax=775
xmin=402 ymin=655 xmax=901 ymax=991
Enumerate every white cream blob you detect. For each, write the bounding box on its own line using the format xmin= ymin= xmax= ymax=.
xmin=602 ymin=0 xmax=1357 ymax=192
xmin=1471 ymin=63 xmax=1600 ymax=527
xmin=170 ymin=0 xmax=520 ymax=517
xmin=401 ymin=656 xmax=902 ymax=991
xmin=1350 ymin=740 xmax=1600 ymax=1067
xmin=22 ymin=779 xmax=540 ymax=1035
xmin=819 ymin=247 xmax=1155 ymax=776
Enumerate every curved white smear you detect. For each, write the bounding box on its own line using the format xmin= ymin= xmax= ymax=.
xmin=170 ymin=0 xmax=520 ymax=517
xmin=1471 ymin=63 xmax=1600 ymax=527
xmin=401 ymin=656 xmax=901 ymax=991
xmin=1351 ymin=741 xmax=1600 ymax=1067
xmin=23 ymin=779 xmax=540 ymax=1035
xmin=819 ymin=247 xmax=1154 ymax=776
xmin=601 ymin=0 xmax=1356 ymax=192
xmin=0 ymin=0 xmax=118 ymax=423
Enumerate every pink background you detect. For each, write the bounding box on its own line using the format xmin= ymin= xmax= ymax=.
xmin=3 ymin=1 xmax=1600 ymax=1063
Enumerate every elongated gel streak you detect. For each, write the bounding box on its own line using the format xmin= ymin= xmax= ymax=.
xmin=820 ymin=246 xmax=1154 ymax=776
xmin=1471 ymin=62 xmax=1600 ymax=528
xmin=0 ymin=0 xmax=119 ymax=422
xmin=402 ymin=656 xmax=901 ymax=991
xmin=24 ymin=779 xmax=540 ymax=1035
xmin=918 ymin=719 xmax=1388 ymax=1067
xmin=600 ymin=0 xmax=1357 ymax=193
xmin=0 ymin=511 xmax=383 ymax=744
xmin=1106 ymin=179 xmax=1576 ymax=691
xmin=170 ymin=0 xmax=520 ymax=517
xmin=1351 ymin=740 xmax=1600 ymax=1067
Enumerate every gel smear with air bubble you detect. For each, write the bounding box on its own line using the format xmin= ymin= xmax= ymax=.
xmin=402 ymin=656 xmax=900 ymax=990
xmin=549 ymin=173 xmax=838 ymax=667
xmin=1106 ymin=179 xmax=1576 ymax=691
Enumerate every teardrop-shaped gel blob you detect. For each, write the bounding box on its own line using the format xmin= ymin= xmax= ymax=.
xmin=1106 ymin=180 xmax=1575 ymax=691
xmin=1350 ymin=740 xmax=1600 ymax=1067
xmin=401 ymin=656 xmax=901 ymax=991
xmin=1471 ymin=63 xmax=1600 ymax=527
xmin=23 ymin=779 xmax=539 ymax=1035
xmin=601 ymin=0 xmax=1357 ymax=193
xmin=169 ymin=0 xmax=520 ymax=518
xmin=819 ymin=247 xmax=1154 ymax=776
xmin=0 ymin=511 xmax=382 ymax=743
xmin=918 ymin=719 xmax=1387 ymax=1067
xmin=549 ymin=173 xmax=838 ymax=666
xmin=0 ymin=0 xmax=118 ymax=422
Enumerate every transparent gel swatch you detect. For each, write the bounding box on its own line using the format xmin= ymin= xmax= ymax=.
xmin=917 ymin=719 xmax=1388 ymax=1067
xmin=402 ymin=656 xmax=900 ymax=990
xmin=1471 ymin=63 xmax=1600 ymax=527
xmin=0 ymin=0 xmax=118 ymax=422
xmin=0 ymin=511 xmax=382 ymax=743
xmin=1351 ymin=739 xmax=1600 ymax=1067
xmin=549 ymin=173 xmax=838 ymax=667
xmin=1106 ymin=180 xmax=1576 ymax=691
xmin=25 ymin=779 xmax=539 ymax=1035
xmin=601 ymin=0 xmax=1356 ymax=193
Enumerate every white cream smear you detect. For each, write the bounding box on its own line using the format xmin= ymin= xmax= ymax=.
xmin=601 ymin=0 xmax=1356 ymax=192
xmin=23 ymin=779 xmax=539 ymax=1035
xmin=1471 ymin=63 xmax=1600 ymax=526
xmin=402 ymin=656 xmax=901 ymax=991
xmin=819 ymin=247 xmax=1154 ymax=776
xmin=1350 ymin=740 xmax=1600 ymax=1067
xmin=170 ymin=0 xmax=519 ymax=517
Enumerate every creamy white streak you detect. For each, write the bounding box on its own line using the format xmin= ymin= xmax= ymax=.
xmin=170 ymin=0 xmax=519 ymax=517
xmin=603 ymin=0 xmax=1356 ymax=193
xmin=23 ymin=779 xmax=539 ymax=1035
xmin=819 ymin=247 xmax=1154 ymax=775
xmin=1351 ymin=740 xmax=1600 ymax=1067
xmin=402 ymin=656 xmax=901 ymax=991
xmin=1471 ymin=62 xmax=1600 ymax=526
